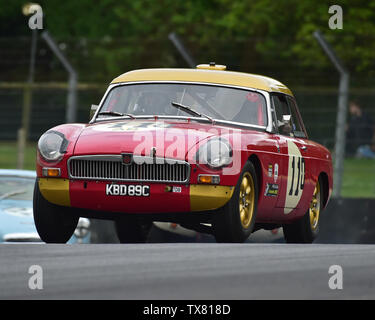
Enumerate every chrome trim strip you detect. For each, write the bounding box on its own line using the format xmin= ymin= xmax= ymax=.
xmin=94 ymin=115 xmax=267 ymax=131
xmin=67 ymin=155 xmax=191 ymax=184
xmin=264 ymin=91 xmax=273 ymax=133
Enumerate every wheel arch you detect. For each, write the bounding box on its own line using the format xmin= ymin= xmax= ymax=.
xmin=318 ymin=171 xmax=330 ymax=208
xmin=248 ymin=154 xmax=262 ymax=202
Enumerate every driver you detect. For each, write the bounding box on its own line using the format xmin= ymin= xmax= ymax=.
xmin=134 ymin=91 xmax=176 ymax=115
xmin=277 ymin=118 xmax=293 ymax=136
xmin=233 ymin=92 xmax=264 ymax=125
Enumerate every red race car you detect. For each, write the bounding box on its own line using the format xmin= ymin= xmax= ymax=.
xmin=34 ymin=63 xmax=332 ymax=243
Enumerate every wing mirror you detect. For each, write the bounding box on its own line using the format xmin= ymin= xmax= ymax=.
xmin=281 ymin=114 xmax=292 ymax=135
xmin=90 ymin=104 xmax=99 ymax=120
xmin=282 ymin=114 xmax=291 ymax=124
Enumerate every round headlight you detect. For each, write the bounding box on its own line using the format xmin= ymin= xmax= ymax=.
xmin=197 ymin=138 xmax=233 ymax=169
xmin=38 ymin=131 xmax=68 ymax=162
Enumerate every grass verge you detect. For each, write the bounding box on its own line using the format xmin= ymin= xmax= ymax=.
xmin=0 ymin=141 xmax=374 ymax=198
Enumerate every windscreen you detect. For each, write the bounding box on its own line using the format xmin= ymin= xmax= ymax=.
xmin=99 ymin=83 xmax=267 ymax=127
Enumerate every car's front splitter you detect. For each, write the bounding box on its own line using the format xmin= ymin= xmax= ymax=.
xmin=37 ymin=178 xmax=234 ymax=214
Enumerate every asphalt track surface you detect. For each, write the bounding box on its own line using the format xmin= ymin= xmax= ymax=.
xmin=1 ymin=243 xmax=375 ymax=299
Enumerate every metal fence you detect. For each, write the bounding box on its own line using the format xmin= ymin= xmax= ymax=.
xmin=1 ymin=83 xmax=374 ymax=149
xmin=0 ymin=84 xmax=104 ymax=140
xmin=1 ymin=36 xmax=374 ymax=144
xmin=0 ymin=36 xmax=374 ymax=198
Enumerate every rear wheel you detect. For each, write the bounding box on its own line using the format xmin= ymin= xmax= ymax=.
xmin=33 ymin=181 xmax=79 ymax=243
xmin=115 ymin=217 xmax=152 ymax=243
xmin=212 ymin=161 xmax=258 ymax=243
xmin=283 ymin=177 xmax=323 ymax=243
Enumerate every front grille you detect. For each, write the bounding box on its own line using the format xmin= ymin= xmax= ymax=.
xmin=68 ymin=155 xmax=190 ymax=183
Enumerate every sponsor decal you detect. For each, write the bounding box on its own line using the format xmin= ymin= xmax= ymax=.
xmin=274 ymin=163 xmax=279 ymax=183
xmin=172 ymin=186 xmax=182 ymax=193
xmin=265 ymin=183 xmax=279 ymax=197
xmin=106 ymin=184 xmax=150 ymax=197
xmin=164 ymin=186 xmax=182 ymax=193
xmin=268 ymin=164 xmax=273 ymax=178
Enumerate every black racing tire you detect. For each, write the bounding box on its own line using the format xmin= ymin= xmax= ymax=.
xmin=33 ymin=181 xmax=79 ymax=243
xmin=283 ymin=177 xmax=323 ymax=243
xmin=115 ymin=217 xmax=152 ymax=243
xmin=212 ymin=161 xmax=258 ymax=243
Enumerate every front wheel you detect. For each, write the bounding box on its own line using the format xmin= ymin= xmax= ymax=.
xmin=283 ymin=177 xmax=323 ymax=243
xmin=33 ymin=181 xmax=79 ymax=243
xmin=212 ymin=161 xmax=258 ymax=243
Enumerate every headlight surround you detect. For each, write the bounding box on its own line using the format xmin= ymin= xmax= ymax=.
xmin=196 ymin=138 xmax=233 ymax=169
xmin=38 ymin=131 xmax=68 ymax=162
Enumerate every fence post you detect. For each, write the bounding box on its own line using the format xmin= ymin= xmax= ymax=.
xmin=313 ymin=30 xmax=350 ymax=198
xmin=17 ymin=128 xmax=26 ymax=169
xmin=19 ymin=28 xmax=38 ymax=167
xmin=168 ymin=32 xmax=196 ymax=68
xmin=22 ymin=22 xmax=38 ymax=140
xmin=41 ymin=30 xmax=78 ymax=123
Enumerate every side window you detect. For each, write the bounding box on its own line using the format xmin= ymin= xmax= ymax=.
xmin=272 ymin=94 xmax=307 ymax=138
xmin=286 ymin=97 xmax=307 ymax=138
xmin=272 ymin=95 xmax=292 ymax=136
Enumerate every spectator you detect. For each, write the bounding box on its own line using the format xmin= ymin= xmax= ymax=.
xmin=346 ymin=100 xmax=375 ymax=159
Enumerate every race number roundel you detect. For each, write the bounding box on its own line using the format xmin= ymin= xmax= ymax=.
xmin=284 ymin=140 xmax=305 ymax=214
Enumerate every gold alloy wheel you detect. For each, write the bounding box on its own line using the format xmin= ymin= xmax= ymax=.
xmin=239 ymin=172 xmax=255 ymax=229
xmin=309 ymin=180 xmax=321 ymax=231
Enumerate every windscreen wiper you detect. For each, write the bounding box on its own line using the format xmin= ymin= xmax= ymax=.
xmin=171 ymin=102 xmax=214 ymax=123
xmin=97 ymin=111 xmax=136 ymax=119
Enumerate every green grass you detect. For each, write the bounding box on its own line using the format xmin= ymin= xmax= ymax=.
xmin=341 ymin=158 xmax=375 ymax=198
xmin=0 ymin=142 xmax=37 ymax=171
xmin=0 ymin=141 xmax=374 ymax=198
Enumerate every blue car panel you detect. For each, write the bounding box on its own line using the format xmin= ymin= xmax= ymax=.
xmin=0 ymin=169 xmax=90 ymax=243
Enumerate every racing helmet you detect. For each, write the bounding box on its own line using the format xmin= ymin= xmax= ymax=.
xmin=135 ymin=91 xmax=171 ymax=115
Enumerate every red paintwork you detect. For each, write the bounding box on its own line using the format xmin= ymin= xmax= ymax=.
xmin=69 ymin=180 xmax=190 ymax=213
xmin=36 ymin=118 xmax=333 ymax=224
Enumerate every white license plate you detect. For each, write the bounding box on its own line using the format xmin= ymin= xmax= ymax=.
xmin=105 ymin=184 xmax=150 ymax=197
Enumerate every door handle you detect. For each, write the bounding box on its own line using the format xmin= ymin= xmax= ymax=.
xmin=300 ymin=146 xmax=307 ymax=151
